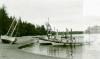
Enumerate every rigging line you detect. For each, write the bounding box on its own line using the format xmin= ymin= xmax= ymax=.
xmin=10 ymin=20 xmax=19 ymax=37
xmin=6 ymin=19 xmax=15 ymax=36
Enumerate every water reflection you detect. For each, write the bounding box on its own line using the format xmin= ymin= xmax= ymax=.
xmin=22 ymin=44 xmax=83 ymax=59
xmin=22 ymin=34 xmax=100 ymax=59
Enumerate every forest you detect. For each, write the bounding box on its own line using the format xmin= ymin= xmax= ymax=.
xmin=0 ymin=6 xmax=47 ymax=37
xmin=0 ymin=6 xmax=83 ymax=37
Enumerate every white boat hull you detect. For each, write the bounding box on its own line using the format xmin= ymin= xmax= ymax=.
xmin=52 ymin=42 xmax=64 ymax=45
xmin=1 ymin=35 xmax=17 ymax=44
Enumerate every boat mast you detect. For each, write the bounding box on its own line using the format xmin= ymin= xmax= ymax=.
xmin=6 ymin=19 xmax=15 ymax=36
xmin=10 ymin=20 xmax=19 ymax=37
xmin=70 ymin=29 xmax=73 ymax=45
xmin=65 ymin=28 xmax=69 ymax=38
xmin=46 ymin=17 xmax=52 ymax=39
xmin=56 ymin=29 xmax=58 ymax=37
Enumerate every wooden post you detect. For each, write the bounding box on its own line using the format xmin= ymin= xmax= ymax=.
xmin=70 ymin=29 xmax=73 ymax=44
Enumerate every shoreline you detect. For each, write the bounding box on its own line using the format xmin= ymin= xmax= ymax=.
xmin=0 ymin=36 xmax=66 ymax=59
xmin=0 ymin=44 xmax=66 ymax=59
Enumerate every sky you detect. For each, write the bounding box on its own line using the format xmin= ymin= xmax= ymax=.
xmin=0 ymin=0 xmax=100 ymax=31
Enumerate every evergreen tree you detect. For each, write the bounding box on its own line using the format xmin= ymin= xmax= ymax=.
xmin=0 ymin=5 xmax=47 ymax=36
xmin=0 ymin=6 xmax=9 ymax=35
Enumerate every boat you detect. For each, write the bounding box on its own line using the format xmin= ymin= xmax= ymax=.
xmin=1 ymin=35 xmax=17 ymax=44
xmin=51 ymin=42 xmax=64 ymax=45
xmin=37 ymin=18 xmax=86 ymax=45
xmin=61 ymin=28 xmax=69 ymax=39
xmin=51 ymin=29 xmax=85 ymax=45
xmin=0 ymin=19 xmax=18 ymax=44
xmin=35 ymin=18 xmax=53 ymax=45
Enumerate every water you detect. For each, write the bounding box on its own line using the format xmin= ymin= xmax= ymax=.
xmin=22 ymin=34 xmax=100 ymax=59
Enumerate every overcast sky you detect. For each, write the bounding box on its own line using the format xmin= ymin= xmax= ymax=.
xmin=0 ymin=0 xmax=100 ymax=31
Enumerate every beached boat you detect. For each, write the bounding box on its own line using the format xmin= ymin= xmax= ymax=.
xmin=0 ymin=19 xmax=18 ymax=44
xmin=1 ymin=35 xmax=17 ymax=44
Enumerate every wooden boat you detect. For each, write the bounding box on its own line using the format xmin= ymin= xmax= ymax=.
xmin=1 ymin=35 xmax=17 ymax=44
xmin=38 ymin=18 xmax=86 ymax=45
xmin=1 ymin=19 xmax=18 ymax=44
xmin=51 ymin=29 xmax=85 ymax=45
xmin=61 ymin=28 xmax=69 ymax=39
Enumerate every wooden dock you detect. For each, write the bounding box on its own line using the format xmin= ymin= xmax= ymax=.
xmin=34 ymin=36 xmax=84 ymax=45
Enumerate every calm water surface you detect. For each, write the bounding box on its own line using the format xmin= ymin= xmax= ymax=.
xmin=22 ymin=34 xmax=100 ymax=59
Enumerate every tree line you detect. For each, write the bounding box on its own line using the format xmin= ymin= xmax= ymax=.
xmin=0 ymin=6 xmax=47 ymax=37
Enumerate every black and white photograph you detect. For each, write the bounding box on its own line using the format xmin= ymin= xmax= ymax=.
xmin=0 ymin=0 xmax=100 ymax=59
